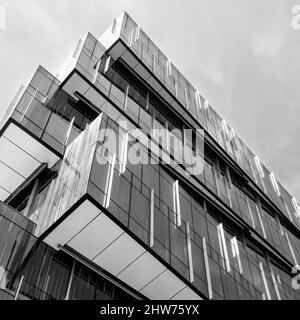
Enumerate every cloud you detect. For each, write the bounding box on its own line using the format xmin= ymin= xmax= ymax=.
xmin=7 ymin=0 xmax=60 ymax=36
xmin=0 ymin=0 xmax=300 ymax=202
xmin=252 ymin=32 xmax=285 ymax=57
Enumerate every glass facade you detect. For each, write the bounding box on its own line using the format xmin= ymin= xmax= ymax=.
xmin=0 ymin=12 xmax=299 ymax=300
xmin=0 ymin=201 xmax=135 ymax=300
xmin=9 ymin=66 xmax=98 ymax=155
xmin=31 ymin=111 xmax=300 ymax=300
xmin=116 ymin=12 xmax=300 ymax=231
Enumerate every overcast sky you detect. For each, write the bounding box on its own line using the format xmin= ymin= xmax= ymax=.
xmin=0 ymin=0 xmax=300 ymax=201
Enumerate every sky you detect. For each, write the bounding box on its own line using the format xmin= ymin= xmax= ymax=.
xmin=0 ymin=0 xmax=300 ymax=201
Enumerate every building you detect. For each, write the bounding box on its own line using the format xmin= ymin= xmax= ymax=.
xmin=0 ymin=12 xmax=299 ymax=300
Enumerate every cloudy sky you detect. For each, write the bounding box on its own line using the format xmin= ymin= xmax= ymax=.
xmin=0 ymin=0 xmax=300 ymax=200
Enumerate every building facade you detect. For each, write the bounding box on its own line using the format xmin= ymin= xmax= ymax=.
xmin=0 ymin=12 xmax=300 ymax=300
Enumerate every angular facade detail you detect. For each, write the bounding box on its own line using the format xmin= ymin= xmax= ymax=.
xmin=0 ymin=12 xmax=300 ymax=300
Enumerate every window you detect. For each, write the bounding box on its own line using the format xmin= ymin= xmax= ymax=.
xmin=153 ymin=207 xmax=170 ymax=262
xmin=191 ymin=198 xmax=208 ymax=239
xmin=179 ymin=186 xmax=192 ymax=225
xmin=129 ymin=187 xmax=150 ymax=235
xmin=110 ymin=170 xmax=131 ymax=214
xmin=159 ymin=171 xmax=174 ymax=214
xmin=203 ymin=159 xmax=216 ymax=190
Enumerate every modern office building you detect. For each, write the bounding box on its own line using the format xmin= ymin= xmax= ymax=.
xmin=0 ymin=12 xmax=300 ymax=300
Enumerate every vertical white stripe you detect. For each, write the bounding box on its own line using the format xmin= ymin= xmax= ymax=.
xmin=231 ymin=237 xmax=243 ymax=274
xmin=174 ymin=81 xmax=178 ymax=98
xmin=186 ymin=222 xmax=194 ymax=283
xmin=225 ymin=166 xmax=233 ymax=189
xmin=217 ymin=224 xmax=231 ymax=272
xmin=167 ymin=59 xmax=172 ymax=76
xmin=135 ymin=25 xmax=140 ymax=41
xmin=222 ymin=119 xmax=229 ymax=137
xmin=277 ymin=274 xmax=282 ymax=285
xmin=195 ymin=90 xmax=202 ymax=109
xmin=285 ymin=232 xmax=298 ymax=266
xmin=92 ymin=59 xmax=101 ymax=84
xmin=172 ymin=181 xmax=177 ymax=225
xmin=176 ymin=181 xmax=181 ymax=227
xmin=202 ymin=237 xmax=213 ymax=299
xmin=254 ymin=156 xmax=265 ymax=178
xmin=128 ymin=29 xmax=133 ymax=47
xmin=103 ymin=56 xmax=111 ymax=74
xmin=246 ymin=198 xmax=256 ymax=229
xmin=14 ymin=275 xmax=24 ymax=300
xmin=184 ymin=87 xmax=189 ymax=110
xmin=146 ymin=91 xmax=150 ymax=111
xmin=119 ymin=132 xmax=128 ymax=174
xmin=65 ymin=260 xmax=76 ymax=300
xmin=150 ymin=189 xmax=154 ymax=248
xmin=270 ymin=173 xmax=280 ymax=196
xmin=41 ymin=95 xmax=48 ymax=104
xmin=259 ymin=262 xmax=271 ymax=300
xmin=260 ymin=177 xmax=267 ymax=194
xmin=174 ymin=180 xmax=181 ymax=227
xmin=214 ymin=164 xmax=221 ymax=198
xmin=152 ymin=55 xmax=156 ymax=73
xmin=165 ymin=122 xmax=170 ymax=153
xmin=124 ymin=85 xmax=129 ymax=111
xmin=292 ymin=197 xmax=300 ymax=218
xmin=256 ymin=204 xmax=267 ymax=239
xmin=292 ymin=197 xmax=299 ymax=211
xmin=104 ymin=153 xmax=116 ymax=208
xmin=229 ymin=129 xmax=237 ymax=150
xmin=224 ymin=173 xmax=232 ymax=208
xmin=20 ymin=88 xmax=38 ymax=122
xmin=217 ymin=225 xmax=226 ymax=270
xmin=270 ymin=268 xmax=281 ymax=300
xmin=64 ymin=117 xmax=75 ymax=146
xmin=42 ymin=275 xmax=51 ymax=300
xmin=204 ymin=99 xmax=209 ymax=110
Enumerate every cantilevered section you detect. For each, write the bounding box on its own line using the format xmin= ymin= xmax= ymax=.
xmin=0 ymin=121 xmax=59 ymax=202
xmin=33 ymin=113 xmax=203 ymax=300
xmin=42 ymin=198 xmax=201 ymax=300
